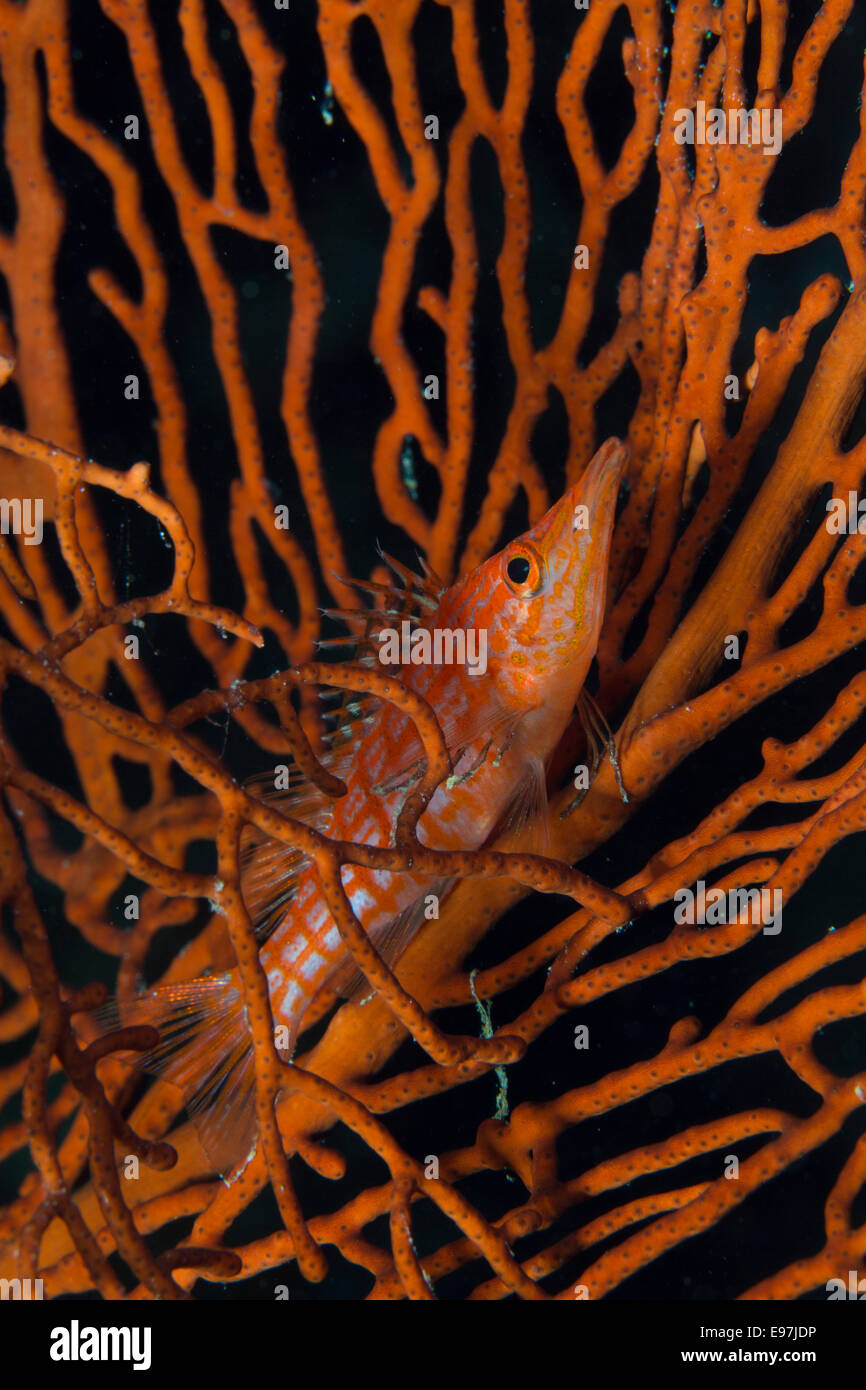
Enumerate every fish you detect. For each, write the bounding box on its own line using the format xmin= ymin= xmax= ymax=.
xmin=90 ymin=438 xmax=628 ymax=1180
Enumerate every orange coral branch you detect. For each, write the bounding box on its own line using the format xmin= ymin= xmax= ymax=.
xmin=1 ymin=0 xmax=865 ymax=1305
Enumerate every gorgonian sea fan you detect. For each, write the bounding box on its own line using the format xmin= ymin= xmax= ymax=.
xmin=0 ymin=0 xmax=865 ymax=1301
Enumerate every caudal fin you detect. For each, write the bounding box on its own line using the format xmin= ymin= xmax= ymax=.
xmin=90 ymin=973 xmax=257 ymax=1182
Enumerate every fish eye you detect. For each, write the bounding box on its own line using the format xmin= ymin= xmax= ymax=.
xmin=503 ymin=543 xmax=546 ymax=597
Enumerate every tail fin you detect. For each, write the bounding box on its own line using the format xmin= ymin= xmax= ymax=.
xmin=90 ymin=973 xmax=257 ymax=1183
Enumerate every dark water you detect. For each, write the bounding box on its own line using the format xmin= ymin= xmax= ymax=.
xmin=1 ymin=0 xmax=865 ymax=1303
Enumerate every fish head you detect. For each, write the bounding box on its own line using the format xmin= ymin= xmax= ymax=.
xmin=468 ymin=438 xmax=628 ymax=719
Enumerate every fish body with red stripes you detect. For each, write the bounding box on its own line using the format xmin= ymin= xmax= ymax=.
xmin=101 ymin=439 xmax=628 ymax=1177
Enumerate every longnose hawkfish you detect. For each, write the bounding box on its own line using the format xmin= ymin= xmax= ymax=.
xmin=91 ymin=438 xmax=629 ymax=1179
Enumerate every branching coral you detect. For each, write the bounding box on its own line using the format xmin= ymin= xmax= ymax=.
xmin=0 ymin=0 xmax=865 ymax=1300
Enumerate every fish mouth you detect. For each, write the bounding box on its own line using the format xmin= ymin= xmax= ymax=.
xmin=579 ymin=436 xmax=630 ymax=500
xmin=566 ymin=437 xmax=629 ymax=532
xmin=531 ymin=439 xmax=629 ymax=559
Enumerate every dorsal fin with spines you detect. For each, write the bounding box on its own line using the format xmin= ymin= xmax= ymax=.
xmin=314 ymin=551 xmax=446 ymax=739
